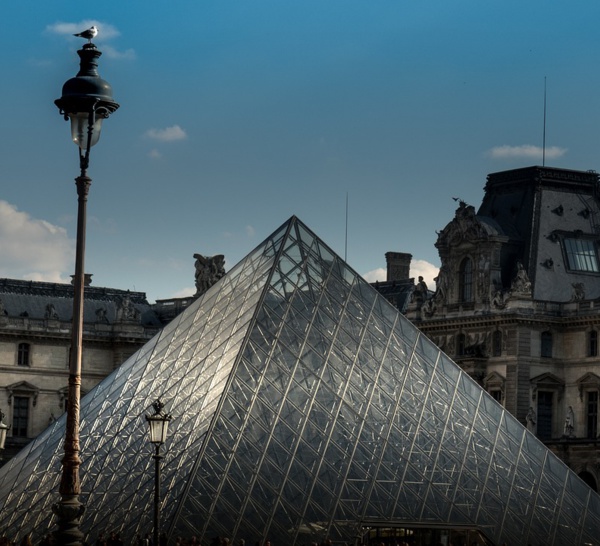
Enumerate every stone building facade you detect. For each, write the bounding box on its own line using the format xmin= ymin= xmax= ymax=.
xmin=0 ymin=278 xmax=162 ymax=460
xmin=404 ymin=166 xmax=600 ymax=490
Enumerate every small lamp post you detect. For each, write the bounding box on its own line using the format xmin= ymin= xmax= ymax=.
xmin=0 ymin=410 xmax=11 ymax=464
xmin=52 ymin=38 xmax=119 ymax=545
xmin=146 ymin=400 xmax=172 ymax=546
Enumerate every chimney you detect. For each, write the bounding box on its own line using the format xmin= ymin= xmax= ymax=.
xmin=385 ymin=252 xmax=412 ymax=282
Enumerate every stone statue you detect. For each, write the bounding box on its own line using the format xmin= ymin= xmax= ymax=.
xmin=0 ymin=297 xmax=7 ymax=316
xmin=194 ymin=254 xmax=225 ymax=297
xmin=564 ymin=406 xmax=575 ymax=437
xmin=433 ymin=265 xmax=449 ymax=304
xmin=411 ymin=276 xmax=428 ymax=305
xmin=511 ymin=261 xmax=532 ymax=294
xmin=116 ymin=294 xmax=140 ymax=322
xmin=571 ymin=282 xmax=585 ymax=301
xmin=95 ymin=307 xmax=109 ymax=323
xmin=526 ymin=406 xmax=536 ymax=434
xmin=45 ymin=303 xmax=59 ymax=320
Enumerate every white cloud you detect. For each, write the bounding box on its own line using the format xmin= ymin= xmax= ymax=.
xmin=148 ymin=149 xmax=162 ymax=159
xmin=362 ymin=259 xmax=439 ymax=290
xmin=245 ymin=225 xmax=256 ymax=238
xmin=144 ymin=125 xmax=187 ymax=142
xmin=487 ymin=144 xmax=567 ymax=160
xmin=362 ymin=267 xmax=386 ymax=283
xmin=101 ymin=45 xmax=136 ymax=61
xmin=0 ymin=201 xmax=73 ymax=283
xmin=170 ymin=287 xmax=196 ymax=298
xmin=410 ymin=260 xmax=439 ymax=290
xmin=46 ymin=21 xmax=121 ymax=40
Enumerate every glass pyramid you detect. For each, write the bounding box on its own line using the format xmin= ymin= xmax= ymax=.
xmin=0 ymin=216 xmax=599 ymax=546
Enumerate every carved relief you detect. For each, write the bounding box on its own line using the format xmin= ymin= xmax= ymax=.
xmin=116 ymin=294 xmax=140 ymax=323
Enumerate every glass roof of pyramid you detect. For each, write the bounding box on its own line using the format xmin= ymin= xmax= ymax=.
xmin=0 ymin=216 xmax=599 ymax=546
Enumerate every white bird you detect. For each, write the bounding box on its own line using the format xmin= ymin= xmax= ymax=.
xmin=73 ymin=26 xmax=98 ymax=43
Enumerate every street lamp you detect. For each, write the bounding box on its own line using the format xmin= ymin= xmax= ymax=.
xmin=0 ymin=409 xmax=11 ymax=464
xmin=145 ymin=400 xmax=172 ymax=546
xmin=52 ymin=40 xmax=119 ymax=545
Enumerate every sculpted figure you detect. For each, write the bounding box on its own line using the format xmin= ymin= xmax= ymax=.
xmin=564 ymin=406 xmax=575 ymax=437
xmin=572 ymin=282 xmax=585 ymax=301
xmin=194 ymin=254 xmax=226 ymax=296
xmin=511 ymin=261 xmax=532 ymax=294
xmin=117 ymin=294 xmax=140 ymax=322
xmin=45 ymin=303 xmax=59 ymax=320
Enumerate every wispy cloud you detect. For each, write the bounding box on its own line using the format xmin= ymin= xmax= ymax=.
xmin=46 ymin=20 xmax=120 ymax=40
xmin=0 ymin=200 xmax=73 ymax=283
xmin=487 ymin=144 xmax=567 ymax=160
xmin=102 ymin=45 xmax=136 ymax=60
xmin=144 ymin=125 xmax=187 ymax=142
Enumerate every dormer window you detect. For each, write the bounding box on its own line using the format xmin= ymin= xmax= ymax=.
xmin=564 ymin=238 xmax=599 ymax=273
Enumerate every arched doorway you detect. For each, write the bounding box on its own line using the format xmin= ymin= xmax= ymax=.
xmin=579 ymin=471 xmax=597 ymax=492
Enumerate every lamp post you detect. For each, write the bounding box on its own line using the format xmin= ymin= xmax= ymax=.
xmin=52 ymin=40 xmax=119 ymax=545
xmin=0 ymin=410 xmax=11 ymax=464
xmin=145 ymin=400 xmax=172 ymax=546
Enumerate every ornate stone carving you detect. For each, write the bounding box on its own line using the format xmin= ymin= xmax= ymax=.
xmin=571 ymin=282 xmax=585 ymax=301
xmin=436 ymin=201 xmax=488 ymax=248
xmin=116 ymin=294 xmax=140 ymax=323
xmin=511 ymin=261 xmax=532 ymax=295
xmin=194 ymin=254 xmax=225 ymax=297
xmin=95 ymin=307 xmax=109 ymax=323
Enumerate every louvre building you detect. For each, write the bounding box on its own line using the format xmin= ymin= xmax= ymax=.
xmin=0 ymin=216 xmax=599 ymax=545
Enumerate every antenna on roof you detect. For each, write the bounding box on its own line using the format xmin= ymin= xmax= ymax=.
xmin=542 ymin=76 xmax=547 ymax=167
xmin=344 ymin=191 xmax=349 ymax=262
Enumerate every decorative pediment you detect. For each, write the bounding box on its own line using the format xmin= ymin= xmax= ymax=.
xmin=436 ymin=201 xmax=489 ymax=248
xmin=6 ymin=381 xmax=39 ymax=406
xmin=484 ymin=371 xmax=506 ymax=391
xmin=531 ymin=372 xmax=564 ymax=401
xmin=577 ymin=372 xmax=600 ymax=400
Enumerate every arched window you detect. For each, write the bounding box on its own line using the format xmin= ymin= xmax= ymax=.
xmin=492 ymin=330 xmax=502 ymax=357
xmin=459 ymin=258 xmax=473 ymax=302
xmin=541 ymin=331 xmax=553 ymax=358
xmin=17 ymin=343 xmax=30 ymax=367
xmin=589 ymin=330 xmax=598 ymax=357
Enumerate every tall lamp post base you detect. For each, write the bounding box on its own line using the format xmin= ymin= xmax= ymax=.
xmin=52 ymin=495 xmax=85 ymax=546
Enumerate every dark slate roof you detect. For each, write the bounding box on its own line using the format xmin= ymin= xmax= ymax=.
xmin=0 ymin=278 xmax=162 ymax=327
xmin=371 ymin=278 xmax=415 ymax=313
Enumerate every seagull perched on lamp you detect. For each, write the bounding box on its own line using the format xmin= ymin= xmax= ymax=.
xmin=73 ymin=26 xmax=98 ymax=43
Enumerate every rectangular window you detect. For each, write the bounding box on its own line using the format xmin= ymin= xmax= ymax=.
xmin=564 ymin=238 xmax=599 ymax=272
xmin=12 ymin=396 xmax=29 ymax=438
xmin=17 ymin=343 xmax=30 ymax=366
xmin=587 ymin=391 xmax=598 ymax=439
xmin=590 ymin=331 xmax=598 ymax=357
xmin=537 ymin=391 xmax=553 ymax=440
xmin=541 ymin=331 xmax=553 ymax=358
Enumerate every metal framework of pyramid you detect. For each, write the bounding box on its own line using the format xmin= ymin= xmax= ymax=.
xmin=0 ymin=216 xmax=599 ymax=545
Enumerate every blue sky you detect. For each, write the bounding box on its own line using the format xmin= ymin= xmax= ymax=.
xmin=2 ymin=1 xmax=600 ymax=302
